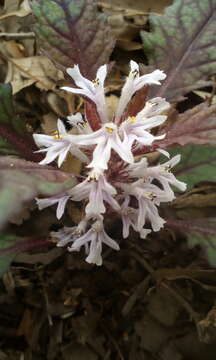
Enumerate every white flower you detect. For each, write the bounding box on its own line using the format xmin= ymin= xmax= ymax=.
xmin=74 ymin=122 xmax=134 ymax=171
xmin=115 ymin=60 xmax=166 ymax=121
xmin=121 ymin=197 xmax=151 ymax=239
xmin=33 ymin=119 xmax=89 ymax=167
xmin=62 ymin=65 xmax=108 ymax=123
xmin=70 ymin=174 xmax=120 ymax=217
xmin=67 ymin=112 xmax=92 ymax=134
xmin=118 ymin=180 xmax=168 ymax=232
xmin=36 ymin=193 xmax=71 ymax=219
xmin=120 ymin=115 xmax=166 ymax=151
xmin=53 ymin=219 xmax=88 ymax=247
xmin=136 ymin=97 xmax=170 ymax=119
xmin=128 ymin=154 xmax=187 ymax=199
xmin=69 ymin=219 xmax=120 ymax=266
xmin=33 ymin=59 xmax=188 ymax=265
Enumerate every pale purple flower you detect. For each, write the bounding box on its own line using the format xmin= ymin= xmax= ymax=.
xmin=120 ymin=115 xmax=166 ymax=150
xmin=74 ymin=122 xmax=134 ymax=171
xmin=120 ymin=197 xmax=151 ymax=239
xmin=115 ymin=60 xmax=166 ymax=121
xmin=36 ymin=193 xmax=71 ymax=219
xmin=128 ymin=154 xmax=187 ymax=199
xmin=67 ymin=112 xmax=92 ymax=134
xmin=33 ymin=119 xmax=89 ymax=167
xmin=62 ymin=64 xmax=108 ymax=123
xmin=70 ymin=174 xmax=120 ymax=217
xmin=69 ymin=219 xmax=120 ymax=266
xmin=136 ymin=97 xmax=170 ymax=119
xmin=118 ymin=180 xmax=168 ymax=232
xmin=54 ymin=219 xmax=88 ymax=248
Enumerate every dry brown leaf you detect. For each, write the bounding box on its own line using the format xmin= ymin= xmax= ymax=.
xmin=47 ymin=92 xmax=68 ymax=117
xmin=0 ymin=0 xmax=31 ymax=20
xmin=194 ymin=90 xmax=216 ymax=105
xmin=106 ymin=94 xmax=119 ymax=120
xmin=42 ymin=113 xmax=58 ymax=135
xmin=172 ymin=185 xmax=216 ymax=209
xmin=1 ymin=40 xmax=25 ymax=58
xmin=98 ymin=0 xmax=172 ymax=14
xmin=5 ymin=56 xmax=64 ymax=94
xmin=100 ymin=3 xmax=147 ymax=51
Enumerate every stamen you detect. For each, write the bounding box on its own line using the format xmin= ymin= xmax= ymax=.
xmin=163 ymin=165 xmax=171 ymax=172
xmin=144 ymin=192 xmax=157 ymax=200
xmin=52 ymin=130 xmax=61 ymax=140
xmin=105 ymin=126 xmax=115 ymax=134
xmin=128 ymin=116 xmax=136 ymax=124
xmin=92 ymin=221 xmax=103 ymax=232
xmin=131 ymin=69 xmax=139 ymax=78
xmin=93 ymin=78 xmax=100 ymax=87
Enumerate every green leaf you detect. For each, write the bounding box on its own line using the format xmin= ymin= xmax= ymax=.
xmin=188 ymin=232 xmax=216 ymax=266
xmin=141 ymin=0 xmax=216 ymax=101
xmin=170 ymin=145 xmax=216 ymax=189
xmin=0 ymin=233 xmax=17 ymax=277
xmin=31 ymin=0 xmax=115 ymax=78
xmin=167 ymin=218 xmax=216 ymax=266
xmin=0 ymin=83 xmax=41 ymax=161
xmin=0 ymin=156 xmax=77 ymax=230
xmin=0 ymin=83 xmax=13 ymax=124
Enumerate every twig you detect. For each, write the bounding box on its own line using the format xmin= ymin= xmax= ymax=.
xmin=101 ymin=322 xmax=125 ymax=360
xmin=0 ymin=32 xmax=35 ymax=40
xmin=37 ymin=270 xmax=53 ymax=327
xmin=122 ymin=274 xmax=151 ymax=316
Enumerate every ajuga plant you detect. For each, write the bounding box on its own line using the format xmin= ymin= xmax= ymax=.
xmin=33 ymin=62 xmax=187 ymax=265
xmin=1 ymin=0 xmax=216 ymax=271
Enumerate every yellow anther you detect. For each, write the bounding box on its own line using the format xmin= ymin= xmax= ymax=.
xmin=129 ymin=116 xmax=136 ymax=124
xmin=105 ymin=126 xmax=114 ymax=134
xmin=52 ymin=130 xmax=61 ymax=140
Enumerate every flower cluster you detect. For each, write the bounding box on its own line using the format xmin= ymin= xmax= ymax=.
xmin=33 ymin=60 xmax=186 ymax=266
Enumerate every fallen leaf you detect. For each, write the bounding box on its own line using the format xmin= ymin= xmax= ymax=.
xmin=5 ymin=56 xmax=64 ymax=94
xmin=0 ymin=0 xmax=31 ymax=20
xmin=62 ymin=344 xmax=98 ymax=360
xmin=98 ymin=0 xmax=172 ymax=13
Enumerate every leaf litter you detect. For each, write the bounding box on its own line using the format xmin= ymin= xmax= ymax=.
xmin=1 ymin=0 xmax=216 ymax=358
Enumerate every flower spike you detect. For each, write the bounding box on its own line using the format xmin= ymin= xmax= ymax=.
xmin=33 ymin=60 xmax=186 ymax=265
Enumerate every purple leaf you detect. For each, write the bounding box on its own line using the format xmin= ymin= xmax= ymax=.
xmin=0 ymin=83 xmax=42 ymax=161
xmin=155 ymin=103 xmax=216 ymax=148
xmin=0 ymin=156 xmax=76 ymax=230
xmin=167 ymin=218 xmax=216 ymax=266
xmin=141 ymin=0 xmax=216 ymax=101
xmin=31 ymin=0 xmax=115 ymax=78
